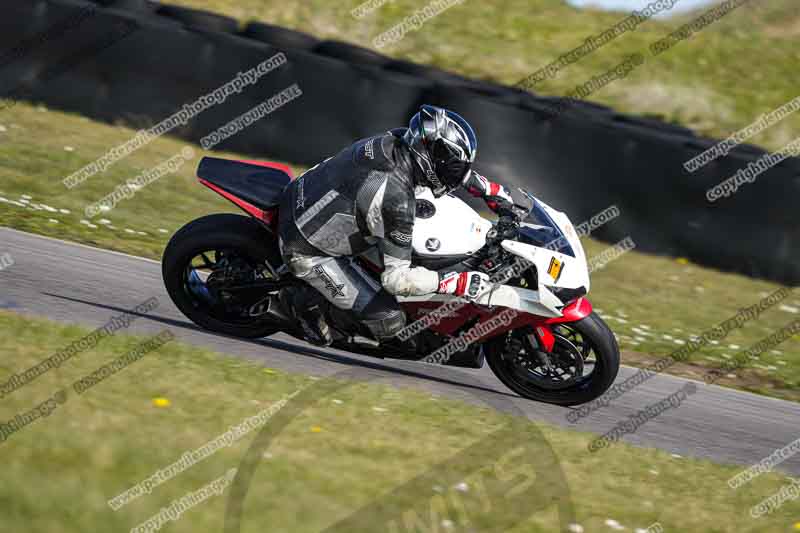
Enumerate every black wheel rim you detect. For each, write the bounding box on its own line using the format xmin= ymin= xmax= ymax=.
xmin=501 ymin=324 xmax=601 ymax=392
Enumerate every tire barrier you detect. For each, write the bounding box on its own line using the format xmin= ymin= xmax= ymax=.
xmin=1 ymin=0 xmax=798 ymax=284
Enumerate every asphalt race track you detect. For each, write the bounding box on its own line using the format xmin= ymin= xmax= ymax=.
xmin=2 ymin=227 xmax=799 ymax=474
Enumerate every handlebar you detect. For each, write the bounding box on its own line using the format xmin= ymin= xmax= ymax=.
xmin=485 ymin=214 xmax=519 ymax=244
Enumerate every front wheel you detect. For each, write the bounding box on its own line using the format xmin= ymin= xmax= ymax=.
xmin=484 ymin=312 xmax=619 ymax=406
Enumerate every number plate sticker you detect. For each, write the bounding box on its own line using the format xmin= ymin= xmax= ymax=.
xmin=547 ymin=257 xmax=564 ymax=282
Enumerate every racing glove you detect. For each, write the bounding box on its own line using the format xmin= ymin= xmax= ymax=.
xmin=464 ymin=171 xmax=514 ymax=214
xmin=437 ymin=271 xmax=493 ymax=301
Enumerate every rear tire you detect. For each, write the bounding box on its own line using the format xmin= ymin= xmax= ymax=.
xmin=162 ymin=214 xmax=283 ymax=338
xmin=485 ymin=312 xmax=619 ymax=406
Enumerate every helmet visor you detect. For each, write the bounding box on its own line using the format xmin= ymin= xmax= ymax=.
xmin=431 ymin=138 xmax=471 ymax=197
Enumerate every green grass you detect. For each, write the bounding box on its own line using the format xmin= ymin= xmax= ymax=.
xmin=0 ymin=102 xmax=303 ymax=260
xmin=4 ymin=0 xmax=800 ymax=408
xmin=1 ymin=99 xmax=798 ymax=403
xmin=1 ymin=309 xmax=799 ymax=532
xmin=166 ymin=0 xmax=800 ymax=152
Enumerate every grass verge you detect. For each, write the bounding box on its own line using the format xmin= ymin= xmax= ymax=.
xmin=0 ymin=100 xmax=798 ymax=402
xmin=1 ymin=309 xmax=798 ymax=532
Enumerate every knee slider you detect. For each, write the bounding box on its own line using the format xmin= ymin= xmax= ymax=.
xmin=363 ymin=310 xmax=407 ymax=340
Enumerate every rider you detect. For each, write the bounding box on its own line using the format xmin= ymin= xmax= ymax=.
xmin=277 ymin=104 xmax=515 ymax=347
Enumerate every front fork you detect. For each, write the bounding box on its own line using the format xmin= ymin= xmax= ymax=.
xmin=530 ymin=326 xmax=556 ymax=352
xmin=476 ymin=296 xmax=593 ymax=353
xmin=530 ymin=296 xmax=593 ymax=352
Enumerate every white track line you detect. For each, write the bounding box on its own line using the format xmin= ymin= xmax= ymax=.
xmin=0 ymin=226 xmax=162 ymax=265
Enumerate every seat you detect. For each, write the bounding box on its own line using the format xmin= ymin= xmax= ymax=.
xmin=197 ymin=157 xmax=291 ymax=210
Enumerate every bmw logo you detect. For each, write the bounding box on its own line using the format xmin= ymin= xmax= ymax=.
xmin=425 ymin=238 xmax=440 ymax=252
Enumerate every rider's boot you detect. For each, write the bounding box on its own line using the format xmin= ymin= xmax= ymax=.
xmin=279 ymin=285 xmax=333 ymax=347
xmin=298 ymin=304 xmax=333 ymax=347
xmin=358 ymin=308 xmax=419 ymax=357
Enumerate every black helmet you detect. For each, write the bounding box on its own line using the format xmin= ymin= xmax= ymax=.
xmin=404 ymin=105 xmax=477 ymax=197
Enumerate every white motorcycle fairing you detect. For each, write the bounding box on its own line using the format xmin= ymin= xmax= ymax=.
xmin=504 ymin=197 xmax=591 ymax=293
xmin=397 ymin=188 xmax=590 ymax=319
xmin=410 ymin=187 xmax=492 ymax=256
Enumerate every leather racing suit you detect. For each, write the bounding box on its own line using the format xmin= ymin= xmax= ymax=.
xmin=277 ymin=128 xmax=512 ymax=344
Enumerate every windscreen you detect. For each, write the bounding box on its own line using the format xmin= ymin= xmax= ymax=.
xmin=517 ymin=193 xmax=576 ymax=258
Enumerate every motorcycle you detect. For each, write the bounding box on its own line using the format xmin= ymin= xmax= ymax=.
xmin=162 ymin=157 xmax=620 ymax=406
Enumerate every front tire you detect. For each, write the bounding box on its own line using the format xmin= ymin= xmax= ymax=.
xmin=485 ymin=312 xmax=620 ymax=406
xmin=162 ymin=214 xmax=283 ymax=338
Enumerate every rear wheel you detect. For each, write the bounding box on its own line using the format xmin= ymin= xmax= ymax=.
xmin=485 ymin=312 xmax=619 ymax=406
xmin=162 ymin=214 xmax=285 ymax=338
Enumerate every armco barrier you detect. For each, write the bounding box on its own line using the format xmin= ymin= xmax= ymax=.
xmin=0 ymin=0 xmax=797 ymax=284
xmin=241 ymin=22 xmax=320 ymax=51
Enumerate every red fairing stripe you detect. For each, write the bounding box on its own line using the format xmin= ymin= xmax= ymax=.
xmin=463 ymin=297 xmax=594 ymax=344
xmin=198 ymin=178 xmax=275 ymax=224
xmin=399 ymin=294 xmax=594 ymax=344
xmin=489 ymin=181 xmax=500 ymax=196
xmin=545 ymin=297 xmax=593 ymax=324
xmin=237 ymin=160 xmax=294 ymax=178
